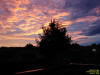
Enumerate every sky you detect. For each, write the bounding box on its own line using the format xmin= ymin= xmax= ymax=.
xmin=0 ymin=0 xmax=100 ymax=47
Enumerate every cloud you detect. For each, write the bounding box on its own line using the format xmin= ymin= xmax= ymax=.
xmin=0 ymin=0 xmax=67 ymax=46
xmin=64 ymin=0 xmax=100 ymax=19
xmin=75 ymin=16 xmax=98 ymax=23
xmin=82 ymin=20 xmax=100 ymax=36
xmin=0 ymin=0 xmax=100 ymax=46
xmin=62 ymin=0 xmax=100 ymax=45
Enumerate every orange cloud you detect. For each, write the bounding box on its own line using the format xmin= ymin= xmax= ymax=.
xmin=53 ymin=12 xmax=70 ymax=19
xmin=68 ymin=31 xmax=82 ymax=35
xmin=62 ymin=20 xmax=73 ymax=27
xmin=75 ymin=16 xmax=98 ymax=23
xmin=9 ymin=29 xmax=16 ymax=32
xmin=0 ymin=35 xmax=36 ymax=40
xmin=0 ymin=0 xmax=76 ymax=47
xmin=48 ymin=10 xmax=57 ymax=14
xmin=72 ymin=35 xmax=86 ymax=40
xmin=18 ymin=25 xmax=34 ymax=31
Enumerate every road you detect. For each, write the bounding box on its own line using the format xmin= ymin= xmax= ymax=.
xmin=16 ymin=63 xmax=100 ymax=75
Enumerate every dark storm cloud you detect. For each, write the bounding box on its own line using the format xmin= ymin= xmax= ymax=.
xmin=64 ymin=0 xmax=100 ymax=36
xmin=64 ymin=0 xmax=100 ymax=19
xmin=83 ymin=21 xmax=100 ymax=36
xmin=63 ymin=0 xmax=100 ymax=45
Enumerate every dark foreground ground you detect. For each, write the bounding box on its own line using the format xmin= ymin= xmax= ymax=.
xmin=0 ymin=63 xmax=100 ymax=75
xmin=0 ymin=46 xmax=100 ymax=75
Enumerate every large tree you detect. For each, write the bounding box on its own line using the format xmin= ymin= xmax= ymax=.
xmin=38 ymin=20 xmax=71 ymax=50
xmin=37 ymin=20 xmax=72 ymax=64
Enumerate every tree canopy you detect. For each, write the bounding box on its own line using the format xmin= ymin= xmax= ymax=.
xmin=38 ymin=20 xmax=71 ymax=50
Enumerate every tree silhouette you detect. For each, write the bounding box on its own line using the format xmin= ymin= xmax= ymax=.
xmin=38 ymin=20 xmax=71 ymax=48
xmin=37 ymin=20 xmax=72 ymax=64
xmin=25 ymin=43 xmax=34 ymax=48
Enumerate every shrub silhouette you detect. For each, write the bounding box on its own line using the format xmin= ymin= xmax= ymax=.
xmin=25 ymin=43 xmax=34 ymax=48
xmin=37 ymin=20 xmax=72 ymax=64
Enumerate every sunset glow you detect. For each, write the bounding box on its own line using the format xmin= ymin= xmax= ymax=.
xmin=0 ymin=0 xmax=100 ymax=47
